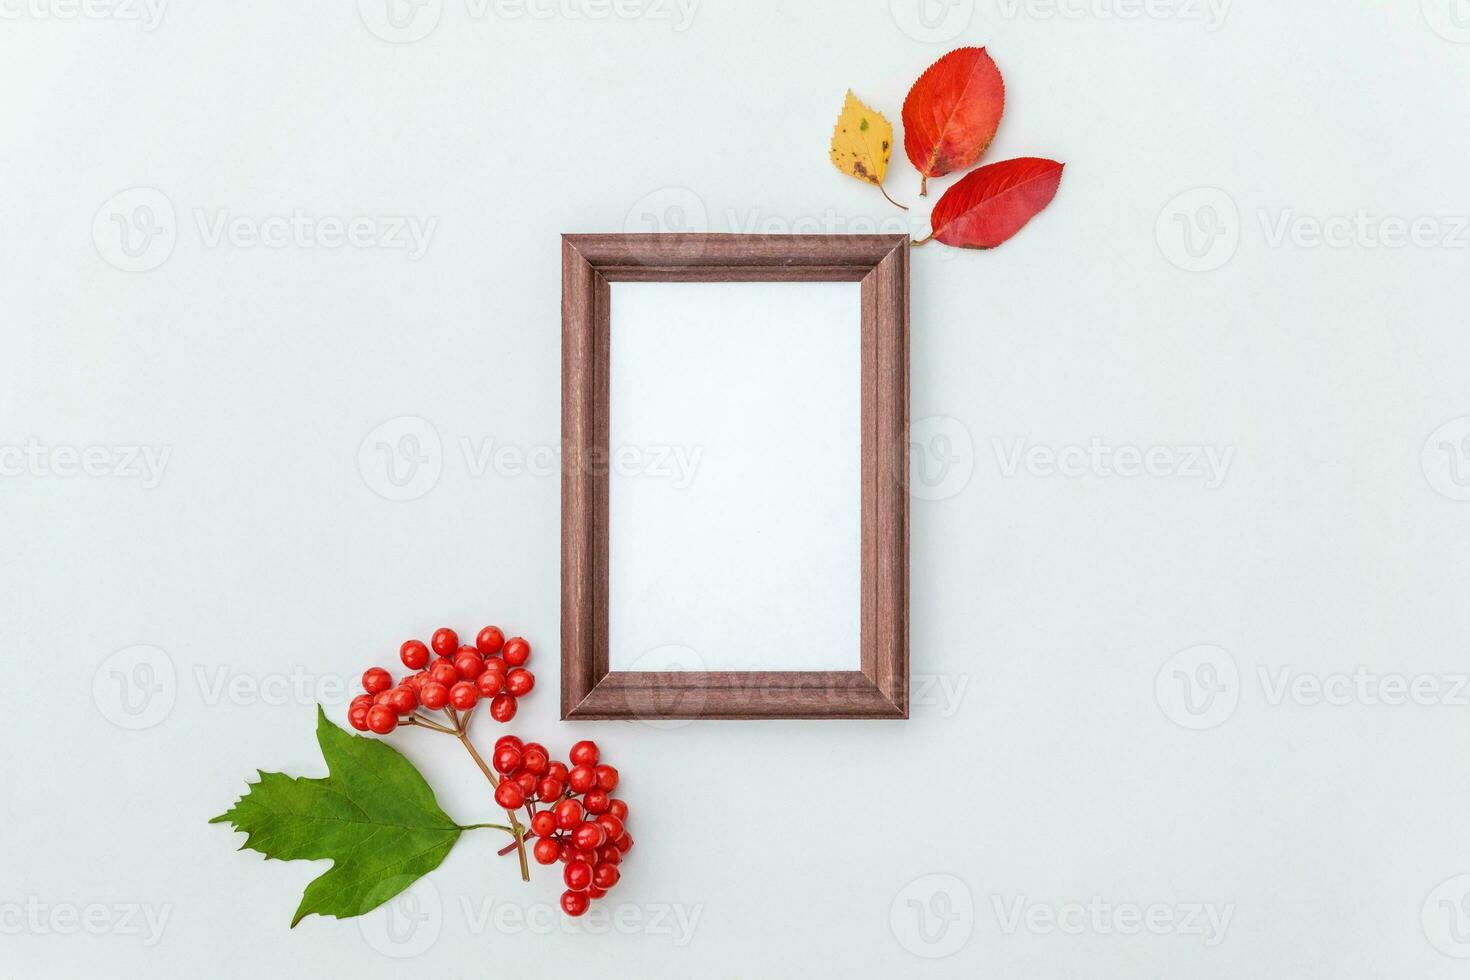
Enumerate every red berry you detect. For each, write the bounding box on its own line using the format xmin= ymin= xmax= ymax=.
xmin=595 ymin=814 xmax=624 ymax=841
xmin=474 ymin=670 xmax=504 ymax=697
xmin=533 ymin=838 xmax=560 ymax=865
xmin=568 ymin=765 xmax=596 ymax=794
xmin=547 ymin=762 xmax=569 ymax=782
xmin=597 ymin=845 xmax=622 ymax=866
xmin=490 ymin=693 xmax=517 ymax=722
xmin=586 ymin=885 xmax=607 ymax=900
xmin=615 ymin=832 xmax=633 ymax=851
xmin=592 ymin=862 xmax=620 ymax=889
xmin=503 ymin=636 xmax=531 ymax=666
xmin=348 ymin=706 xmax=370 ymax=731
xmin=430 ymin=627 xmax=458 ymax=657
xmin=554 ymin=799 xmax=584 ymax=830
xmin=476 ymin=626 xmax=505 ymax=655
xmin=419 ymin=680 xmax=449 ymax=709
xmin=362 ymin=668 xmax=392 ymax=694
xmin=521 ymin=745 xmax=549 ymax=775
xmin=505 ymin=668 xmax=534 ymax=697
xmin=350 ymin=694 xmax=373 ymax=712
xmin=582 ymin=790 xmax=610 ymax=815
xmin=558 ymin=840 xmax=576 ymax=862
xmin=608 ymin=799 xmax=628 ymax=821
xmin=594 ymin=765 xmax=619 ymax=791
xmin=449 ymin=681 xmax=479 ymax=710
xmin=538 ymin=777 xmax=565 ymax=802
xmin=386 ymin=687 xmax=417 ymax=715
xmin=428 ymin=660 xmax=458 ymax=686
xmin=531 ymin=811 xmax=557 ymax=837
xmin=564 ymin=860 xmax=592 ymax=891
xmin=454 ymin=653 xmax=485 ymax=680
xmin=493 ymin=745 xmax=522 ymax=774
xmin=494 ymin=780 xmax=525 ymax=809
xmin=400 ymin=640 xmax=429 ymax=670
xmin=403 ymin=672 xmax=426 ymax=691
xmin=569 ymin=740 xmax=599 ymax=767
xmin=515 ymin=772 xmax=537 ymax=797
xmin=456 ymin=644 xmax=478 ymax=657
xmin=560 ymin=890 xmax=590 ymax=917
xmin=495 ymin=735 xmax=524 ymax=754
xmin=366 ymin=704 xmax=398 ymax=734
xmin=572 ymin=823 xmax=605 ymax=851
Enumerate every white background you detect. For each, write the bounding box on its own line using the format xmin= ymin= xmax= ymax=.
xmin=608 ymin=281 xmax=861 ymax=672
xmin=3 ymin=0 xmax=1470 ymax=977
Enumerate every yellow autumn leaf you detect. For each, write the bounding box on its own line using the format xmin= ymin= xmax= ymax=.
xmin=829 ymin=90 xmax=905 ymax=209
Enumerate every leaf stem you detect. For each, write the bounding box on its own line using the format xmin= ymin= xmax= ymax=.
xmin=912 ymin=234 xmax=934 ymax=247
xmin=460 ymin=822 xmax=514 ymax=833
xmin=878 ymin=184 xmax=908 ymax=211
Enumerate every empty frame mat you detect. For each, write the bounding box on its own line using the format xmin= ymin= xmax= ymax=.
xmin=607 ymin=281 xmax=862 ymax=672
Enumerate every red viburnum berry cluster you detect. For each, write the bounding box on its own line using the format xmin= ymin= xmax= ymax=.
xmin=343 ymin=624 xmax=631 ymax=918
xmin=499 ymin=735 xmax=633 ymax=917
xmin=348 ymin=625 xmax=533 ymax=734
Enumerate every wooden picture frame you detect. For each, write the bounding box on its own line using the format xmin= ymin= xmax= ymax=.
xmin=561 ymin=233 xmax=909 ymax=719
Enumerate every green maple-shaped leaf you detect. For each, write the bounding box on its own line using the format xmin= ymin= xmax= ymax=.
xmin=211 ymin=706 xmax=482 ymax=927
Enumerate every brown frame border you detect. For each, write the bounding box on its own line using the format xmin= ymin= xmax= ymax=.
xmin=561 ymin=233 xmax=908 ymax=719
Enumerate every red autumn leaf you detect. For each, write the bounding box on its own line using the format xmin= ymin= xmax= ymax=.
xmin=920 ymin=157 xmax=1064 ymax=249
xmin=902 ymin=47 xmax=1005 ymax=196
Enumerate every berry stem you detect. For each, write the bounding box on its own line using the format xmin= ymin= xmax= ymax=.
xmin=405 ymin=714 xmax=456 ymax=734
xmin=452 ymin=713 xmax=531 ymax=883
